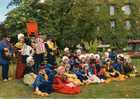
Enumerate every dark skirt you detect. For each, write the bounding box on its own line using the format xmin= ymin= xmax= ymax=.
xmin=16 ymin=55 xmax=26 ymax=79
xmin=47 ymin=54 xmax=56 ymax=66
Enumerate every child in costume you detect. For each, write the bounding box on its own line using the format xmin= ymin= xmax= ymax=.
xmin=53 ymin=66 xmax=81 ymax=95
xmin=88 ymin=53 xmax=97 ymax=75
xmin=94 ymin=53 xmax=101 ymax=75
xmin=122 ymin=60 xmax=138 ymax=78
xmin=61 ymin=56 xmax=71 ymax=70
xmin=64 ymin=47 xmax=71 ymax=57
xmin=97 ymin=65 xmax=110 ymax=83
xmin=23 ymin=56 xmax=37 ymax=86
xmin=71 ymin=52 xmax=81 ymax=73
xmin=32 ymin=65 xmax=53 ymax=96
xmin=103 ymin=60 xmax=126 ymax=82
xmin=74 ymin=55 xmax=89 ymax=83
xmin=60 ymin=56 xmax=83 ymax=86
xmin=33 ymin=34 xmax=46 ymax=74
xmin=112 ymin=60 xmax=123 ymax=74
xmin=69 ymin=53 xmax=77 ymax=71
xmin=86 ymin=53 xmax=101 ymax=84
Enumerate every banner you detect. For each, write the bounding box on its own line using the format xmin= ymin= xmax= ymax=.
xmin=26 ymin=20 xmax=38 ymax=37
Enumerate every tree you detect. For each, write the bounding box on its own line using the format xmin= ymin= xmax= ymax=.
xmin=3 ymin=0 xmax=140 ymax=50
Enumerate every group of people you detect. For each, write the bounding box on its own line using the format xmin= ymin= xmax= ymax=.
xmin=0 ymin=33 xmax=57 ymax=80
xmin=0 ymin=33 xmax=139 ymax=96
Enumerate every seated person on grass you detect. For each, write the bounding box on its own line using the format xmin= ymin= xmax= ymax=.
xmin=23 ymin=56 xmax=37 ymax=86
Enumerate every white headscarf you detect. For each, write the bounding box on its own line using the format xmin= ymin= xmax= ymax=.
xmin=26 ymin=56 xmax=34 ymax=64
xmin=18 ymin=33 xmax=24 ymax=40
xmin=64 ymin=47 xmax=69 ymax=52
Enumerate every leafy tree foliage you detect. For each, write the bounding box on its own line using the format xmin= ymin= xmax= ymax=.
xmin=3 ymin=0 xmax=140 ymax=49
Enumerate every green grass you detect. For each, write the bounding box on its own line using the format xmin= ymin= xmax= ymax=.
xmin=0 ymin=58 xmax=140 ymax=98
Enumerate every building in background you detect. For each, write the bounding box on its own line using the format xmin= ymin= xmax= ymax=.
xmin=94 ymin=0 xmax=140 ymax=40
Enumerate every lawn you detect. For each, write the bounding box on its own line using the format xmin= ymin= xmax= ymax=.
xmin=0 ymin=58 xmax=140 ymax=99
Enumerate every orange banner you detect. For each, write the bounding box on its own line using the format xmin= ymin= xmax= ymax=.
xmin=26 ymin=20 xmax=38 ymax=37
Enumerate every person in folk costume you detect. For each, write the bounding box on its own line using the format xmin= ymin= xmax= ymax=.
xmin=79 ymin=55 xmax=88 ymax=75
xmin=21 ymin=38 xmax=34 ymax=63
xmin=64 ymin=47 xmax=71 ymax=58
xmin=74 ymin=55 xmax=89 ymax=84
xmin=32 ymin=65 xmax=52 ymax=96
xmin=23 ymin=56 xmax=37 ymax=86
xmin=88 ymin=53 xmax=97 ymax=75
xmin=0 ymin=34 xmax=14 ymax=81
xmin=15 ymin=33 xmax=26 ymax=79
xmin=52 ymin=66 xmax=81 ymax=95
xmin=94 ymin=52 xmax=101 ymax=74
xmin=109 ymin=48 xmax=117 ymax=62
xmin=72 ymin=49 xmax=81 ymax=69
xmin=112 ymin=57 xmax=124 ymax=74
xmin=105 ymin=60 xmax=126 ymax=81
xmin=85 ymin=53 xmax=100 ymax=84
xmin=33 ymin=33 xmax=46 ymax=74
xmin=61 ymin=56 xmax=71 ymax=70
xmin=45 ymin=37 xmax=57 ymax=68
xmin=69 ymin=53 xmax=77 ymax=72
xmin=97 ymin=65 xmax=109 ymax=83
xmin=61 ymin=56 xmax=83 ymax=86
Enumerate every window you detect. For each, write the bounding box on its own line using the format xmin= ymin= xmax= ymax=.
xmin=128 ymin=44 xmax=140 ymax=52
xmin=122 ymin=5 xmax=131 ymax=15
xmin=96 ymin=5 xmax=100 ymax=12
xmin=110 ymin=5 xmax=115 ymax=16
xmin=125 ymin=20 xmax=131 ymax=30
xmin=110 ymin=20 xmax=116 ymax=28
xmin=97 ymin=26 xmax=100 ymax=31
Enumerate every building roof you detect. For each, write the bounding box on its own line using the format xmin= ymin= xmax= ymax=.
xmin=128 ymin=40 xmax=140 ymax=44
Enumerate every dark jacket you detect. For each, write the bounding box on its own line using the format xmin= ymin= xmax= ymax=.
xmin=0 ymin=39 xmax=13 ymax=64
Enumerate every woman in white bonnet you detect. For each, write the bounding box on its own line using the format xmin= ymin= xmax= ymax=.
xmin=23 ymin=56 xmax=37 ymax=86
xmin=15 ymin=33 xmax=26 ymax=79
xmin=76 ymin=49 xmax=82 ymax=58
xmin=64 ymin=47 xmax=70 ymax=57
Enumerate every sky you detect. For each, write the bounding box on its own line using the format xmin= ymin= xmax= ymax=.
xmin=0 ymin=0 xmax=15 ymax=23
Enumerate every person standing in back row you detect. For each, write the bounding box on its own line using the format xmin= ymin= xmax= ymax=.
xmin=0 ymin=34 xmax=13 ymax=81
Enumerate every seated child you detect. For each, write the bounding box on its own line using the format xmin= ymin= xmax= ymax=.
xmin=61 ymin=56 xmax=71 ymax=70
xmin=74 ymin=68 xmax=88 ymax=83
xmin=23 ymin=56 xmax=37 ymax=86
xmin=63 ymin=63 xmax=83 ymax=86
xmin=97 ymin=65 xmax=111 ymax=83
xmin=123 ymin=62 xmax=137 ymax=77
xmin=112 ymin=60 xmax=124 ymax=74
xmin=64 ymin=47 xmax=71 ymax=57
xmin=64 ymin=73 xmax=83 ymax=86
xmin=53 ymin=66 xmax=81 ymax=95
xmin=69 ymin=53 xmax=77 ymax=72
xmin=88 ymin=54 xmax=97 ymax=75
xmin=106 ymin=61 xmax=126 ymax=81
xmin=74 ymin=55 xmax=88 ymax=83
xmin=86 ymin=55 xmax=101 ymax=84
